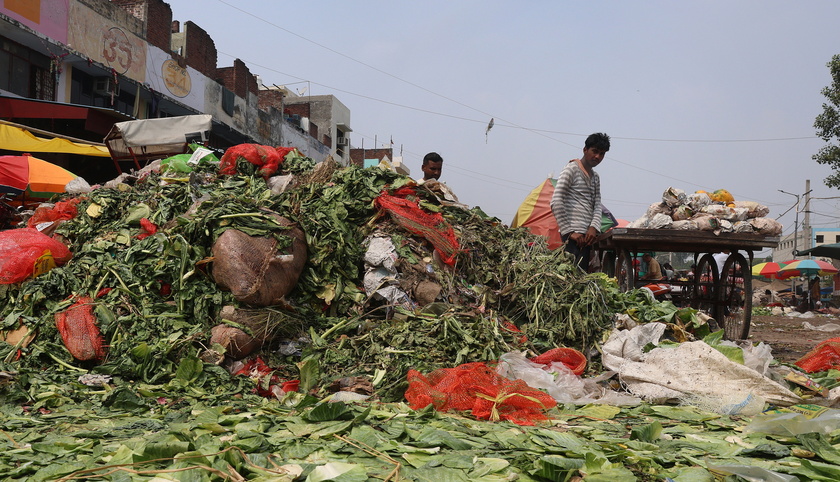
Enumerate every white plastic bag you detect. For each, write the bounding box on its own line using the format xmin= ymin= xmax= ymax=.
xmin=496 ymin=351 xmax=640 ymax=406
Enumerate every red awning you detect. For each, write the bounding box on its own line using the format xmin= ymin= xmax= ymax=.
xmin=0 ymin=97 xmax=132 ymax=136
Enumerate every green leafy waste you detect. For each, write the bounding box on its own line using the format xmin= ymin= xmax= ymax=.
xmin=0 ymin=152 xmax=693 ymax=401
xmin=0 ymin=149 xmax=826 ymax=480
xmin=0 ymin=378 xmax=833 ymax=481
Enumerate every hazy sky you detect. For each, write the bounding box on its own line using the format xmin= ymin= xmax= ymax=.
xmin=169 ymin=0 xmax=840 ymax=250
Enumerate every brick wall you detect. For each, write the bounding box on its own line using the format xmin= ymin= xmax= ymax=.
xmin=258 ymin=89 xmax=284 ymax=111
xmin=145 ymin=0 xmax=173 ymax=52
xmin=183 ymin=21 xmax=217 ymax=78
xmin=349 ymin=148 xmax=393 ymax=168
xmin=110 ymin=0 xmax=145 ymax=20
xmin=284 ymin=103 xmax=310 ymax=118
xmin=78 ymin=0 xmax=143 ymax=37
xmin=215 ymin=59 xmax=256 ymax=98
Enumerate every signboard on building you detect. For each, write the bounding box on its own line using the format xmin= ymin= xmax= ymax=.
xmin=0 ymin=0 xmax=68 ymax=44
xmin=68 ymin=1 xmax=146 ymax=81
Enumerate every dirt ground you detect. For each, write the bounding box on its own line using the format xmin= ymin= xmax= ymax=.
xmin=748 ymin=311 xmax=840 ymax=364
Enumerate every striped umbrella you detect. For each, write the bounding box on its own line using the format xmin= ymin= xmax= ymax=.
xmin=777 ymin=259 xmax=839 ymax=279
xmin=0 ymin=154 xmax=77 ymax=198
xmin=751 ymin=261 xmax=788 ymax=279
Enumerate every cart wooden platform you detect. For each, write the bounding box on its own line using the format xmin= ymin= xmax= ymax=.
xmin=594 ymin=228 xmax=780 ymax=340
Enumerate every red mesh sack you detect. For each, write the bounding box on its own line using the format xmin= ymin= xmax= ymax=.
xmin=219 ymin=143 xmax=283 ymax=177
xmin=795 ymin=337 xmax=840 ymax=373
xmin=136 ymin=218 xmax=158 ymax=240
xmin=375 ymin=190 xmax=459 ymax=265
xmin=530 ymin=347 xmax=587 ymax=375
xmin=26 ymin=198 xmax=81 ymax=228
xmin=0 ymin=228 xmax=72 ymax=284
xmin=405 ymin=362 xmax=556 ymax=426
xmin=55 ymin=296 xmax=107 ymax=362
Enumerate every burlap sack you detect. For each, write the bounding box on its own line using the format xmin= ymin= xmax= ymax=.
xmin=211 ymin=214 xmax=307 ymax=306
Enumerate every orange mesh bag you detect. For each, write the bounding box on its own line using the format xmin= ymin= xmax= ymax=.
xmin=55 ymin=296 xmax=107 ymax=362
xmin=219 ymin=144 xmax=283 ymax=177
xmin=26 ymin=198 xmax=81 ymax=228
xmin=375 ymin=190 xmax=459 ymax=265
xmin=0 ymin=228 xmax=72 ymax=284
xmin=405 ymin=362 xmax=556 ymax=426
xmin=530 ymin=347 xmax=587 ymax=375
xmin=795 ymin=337 xmax=840 ymax=373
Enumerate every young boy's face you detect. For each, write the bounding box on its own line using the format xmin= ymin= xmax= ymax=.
xmin=422 ymin=160 xmax=442 ymax=180
xmin=582 ymin=147 xmax=607 ymax=168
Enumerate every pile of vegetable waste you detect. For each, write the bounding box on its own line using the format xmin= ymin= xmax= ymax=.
xmin=2 ymin=148 xmax=837 ymax=481
xmin=1 ymin=149 xmax=687 ymax=402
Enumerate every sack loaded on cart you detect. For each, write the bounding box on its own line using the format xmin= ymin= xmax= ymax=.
xmin=593 ymin=187 xmax=781 ymax=340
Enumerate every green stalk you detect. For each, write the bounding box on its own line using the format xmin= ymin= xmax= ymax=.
xmin=46 ymin=352 xmax=87 ymax=372
xmin=106 ymin=267 xmax=138 ymax=298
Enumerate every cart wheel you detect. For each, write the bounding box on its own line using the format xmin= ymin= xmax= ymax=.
xmin=719 ymin=252 xmax=752 ymax=340
xmin=692 ymin=253 xmax=719 ymax=319
xmin=615 ymin=249 xmax=634 ymax=292
xmin=601 ymin=250 xmax=617 ymax=277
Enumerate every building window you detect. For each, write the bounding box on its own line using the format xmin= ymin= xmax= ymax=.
xmin=835 ymin=235 xmax=840 ymax=243
xmin=0 ymin=36 xmax=54 ymax=100
xmin=816 ymin=235 xmax=824 ymax=243
xmin=70 ymin=69 xmax=133 ymax=114
xmin=222 ymin=88 xmax=234 ymax=115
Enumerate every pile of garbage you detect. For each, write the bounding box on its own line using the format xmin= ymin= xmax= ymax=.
xmin=627 ymin=186 xmax=783 ymax=235
xmin=5 ymin=147 xmax=840 ymax=480
xmin=2 ymin=144 xmax=680 ymax=403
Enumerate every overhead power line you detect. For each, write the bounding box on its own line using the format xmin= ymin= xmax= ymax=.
xmin=210 ymin=2 xmax=817 ymax=146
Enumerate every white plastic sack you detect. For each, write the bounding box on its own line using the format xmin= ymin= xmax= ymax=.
xmin=717 ymin=219 xmax=734 ymax=233
xmin=645 ymin=202 xmax=672 ymax=218
xmin=733 ymin=200 xmax=770 ymax=218
xmin=496 ymin=351 xmax=640 ymax=406
xmin=602 ymin=324 xmax=801 ymax=408
xmin=750 ymin=217 xmax=783 ymax=236
xmin=686 ymin=192 xmax=711 ymax=212
xmin=670 ymin=219 xmax=697 ymax=230
xmin=65 ymin=177 xmax=92 ymax=194
xmin=627 ymin=216 xmax=649 ymax=229
xmin=362 ymin=235 xmax=415 ymax=309
xmin=690 ymin=213 xmax=720 ymax=231
xmin=267 ymin=174 xmax=295 ymax=195
xmin=662 ymin=187 xmax=686 ymax=208
xmin=647 ymin=213 xmax=673 ymax=229
xmin=701 ymin=205 xmax=748 ymax=222
xmin=732 ymin=220 xmax=754 ymax=233
xmin=671 ymin=205 xmax=694 ymax=221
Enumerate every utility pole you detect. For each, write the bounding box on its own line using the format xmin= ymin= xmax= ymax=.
xmin=804 ymin=179 xmax=812 ymax=256
xmin=780 ymin=182 xmax=814 ymax=298
xmin=779 ymin=189 xmax=802 ymax=259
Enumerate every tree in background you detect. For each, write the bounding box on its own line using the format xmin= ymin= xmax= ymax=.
xmin=814 ymin=54 xmax=840 ymax=187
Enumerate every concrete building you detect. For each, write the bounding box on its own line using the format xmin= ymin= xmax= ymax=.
xmin=0 ymin=0 xmax=343 ymax=183
xmin=258 ymin=87 xmax=352 ymax=165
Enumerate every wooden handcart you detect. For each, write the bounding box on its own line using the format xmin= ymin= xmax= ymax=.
xmin=594 ymin=228 xmax=779 ymax=340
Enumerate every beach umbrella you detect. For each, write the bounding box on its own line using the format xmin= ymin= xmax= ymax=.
xmin=511 ymin=178 xmax=627 ymax=250
xmin=511 ymin=179 xmax=563 ymax=249
xmin=751 ymin=261 xmax=788 ymax=279
xmin=0 ymin=154 xmax=77 ymax=198
xmin=777 ymin=259 xmax=839 ymax=279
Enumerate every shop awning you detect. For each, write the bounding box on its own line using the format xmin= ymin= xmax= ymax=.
xmin=0 ymin=97 xmax=132 ymax=136
xmin=0 ymin=122 xmax=110 ymax=157
xmin=104 ymin=115 xmax=213 ymax=172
